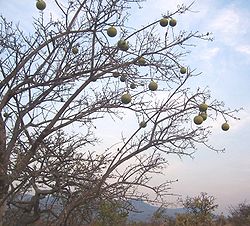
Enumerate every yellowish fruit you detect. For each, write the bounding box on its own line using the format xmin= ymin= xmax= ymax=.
xmin=139 ymin=121 xmax=147 ymax=128
xmin=193 ymin=115 xmax=203 ymax=125
xmin=160 ymin=18 xmax=168 ymax=27
xmin=107 ymin=26 xmax=117 ymax=37
xmin=148 ymin=81 xmax=158 ymax=91
xmin=117 ymin=39 xmax=129 ymax=51
xmin=36 ymin=0 xmax=46 ymax=10
xmin=199 ymin=103 xmax=208 ymax=112
xmin=180 ymin=67 xmax=186 ymax=74
xmin=169 ymin=18 xmax=177 ymax=27
xmin=221 ymin=122 xmax=230 ymax=131
xmin=121 ymin=93 xmax=132 ymax=104
xmin=72 ymin=47 xmax=78 ymax=54
xmin=138 ymin=57 xmax=146 ymax=66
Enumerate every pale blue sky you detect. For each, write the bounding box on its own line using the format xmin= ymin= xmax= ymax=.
xmin=1 ymin=0 xmax=250 ymax=215
xmin=129 ymin=0 xmax=250 ymax=214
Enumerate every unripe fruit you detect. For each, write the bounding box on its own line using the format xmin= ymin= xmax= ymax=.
xmin=193 ymin=115 xmax=203 ymax=125
xmin=169 ymin=18 xmax=177 ymax=27
xmin=3 ymin=112 xmax=8 ymax=117
xmin=199 ymin=103 xmax=208 ymax=112
xmin=72 ymin=47 xmax=78 ymax=54
xmin=120 ymin=75 xmax=126 ymax=82
xmin=113 ymin=72 xmax=120 ymax=78
xmin=199 ymin=112 xmax=207 ymax=121
xmin=107 ymin=26 xmax=117 ymax=37
xmin=221 ymin=122 xmax=230 ymax=131
xmin=148 ymin=81 xmax=158 ymax=91
xmin=138 ymin=57 xmax=146 ymax=66
xmin=160 ymin=18 xmax=168 ymax=27
xmin=180 ymin=67 xmax=187 ymax=74
xmin=121 ymin=93 xmax=132 ymax=104
xmin=117 ymin=39 xmax=129 ymax=51
xmin=130 ymin=83 xmax=136 ymax=89
xmin=36 ymin=0 xmax=46 ymax=10
xmin=139 ymin=121 xmax=147 ymax=128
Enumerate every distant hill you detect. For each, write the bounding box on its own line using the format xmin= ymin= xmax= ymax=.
xmin=12 ymin=194 xmax=186 ymax=222
xmin=127 ymin=200 xmax=186 ymax=222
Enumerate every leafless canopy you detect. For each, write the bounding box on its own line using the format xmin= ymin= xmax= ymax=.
xmin=0 ymin=0 xmax=238 ymax=225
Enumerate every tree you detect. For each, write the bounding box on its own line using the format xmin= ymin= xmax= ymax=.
xmin=228 ymin=202 xmax=250 ymax=226
xmin=0 ymin=0 xmax=238 ymax=225
xmin=91 ymin=200 xmax=128 ymax=226
xmin=151 ymin=206 xmax=175 ymax=226
xmin=176 ymin=192 xmax=219 ymax=226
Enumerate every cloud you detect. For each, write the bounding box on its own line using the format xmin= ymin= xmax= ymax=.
xmin=209 ymin=5 xmax=250 ymax=47
xmin=230 ymin=108 xmax=250 ymax=132
xmin=208 ymin=107 xmax=250 ymax=136
xmin=236 ymin=45 xmax=250 ymax=55
xmin=211 ymin=8 xmax=240 ymax=35
xmin=199 ymin=47 xmax=220 ymax=60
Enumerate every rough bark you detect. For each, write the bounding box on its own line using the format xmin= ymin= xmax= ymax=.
xmin=0 ymin=115 xmax=7 ymax=226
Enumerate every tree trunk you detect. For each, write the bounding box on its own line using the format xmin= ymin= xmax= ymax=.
xmin=0 ymin=203 xmax=5 ymax=226
xmin=0 ymin=115 xmax=7 ymax=226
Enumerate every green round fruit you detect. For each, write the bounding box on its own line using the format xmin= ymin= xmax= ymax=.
xmin=160 ymin=18 xmax=168 ymax=27
xmin=113 ymin=72 xmax=120 ymax=78
xmin=121 ymin=93 xmax=132 ymax=104
xmin=139 ymin=121 xmax=147 ymax=128
xmin=199 ymin=112 xmax=207 ymax=121
xmin=221 ymin=122 xmax=230 ymax=131
xmin=117 ymin=39 xmax=129 ymax=51
xmin=36 ymin=0 xmax=46 ymax=10
xmin=3 ymin=112 xmax=8 ymax=118
xmin=169 ymin=18 xmax=177 ymax=27
xmin=130 ymin=83 xmax=136 ymax=89
xmin=107 ymin=26 xmax=117 ymax=37
xmin=193 ymin=115 xmax=203 ymax=125
xmin=120 ymin=75 xmax=126 ymax=82
xmin=72 ymin=47 xmax=78 ymax=54
xmin=138 ymin=57 xmax=146 ymax=66
xmin=199 ymin=103 xmax=208 ymax=112
xmin=148 ymin=81 xmax=158 ymax=91
xmin=180 ymin=67 xmax=187 ymax=74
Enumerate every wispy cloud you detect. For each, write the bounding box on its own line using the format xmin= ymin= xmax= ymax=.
xmin=236 ymin=45 xmax=250 ymax=55
xmin=211 ymin=8 xmax=241 ymax=35
xmin=199 ymin=47 xmax=220 ymax=60
xmin=209 ymin=5 xmax=250 ymax=47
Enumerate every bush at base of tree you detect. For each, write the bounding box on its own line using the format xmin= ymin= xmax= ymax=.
xmin=228 ymin=202 xmax=250 ymax=226
xmin=176 ymin=192 xmax=219 ymax=226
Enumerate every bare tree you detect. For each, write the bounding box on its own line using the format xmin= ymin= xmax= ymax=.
xmin=0 ymin=0 xmax=238 ymax=225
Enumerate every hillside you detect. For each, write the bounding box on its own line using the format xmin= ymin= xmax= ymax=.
xmin=128 ymin=200 xmax=186 ymax=222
